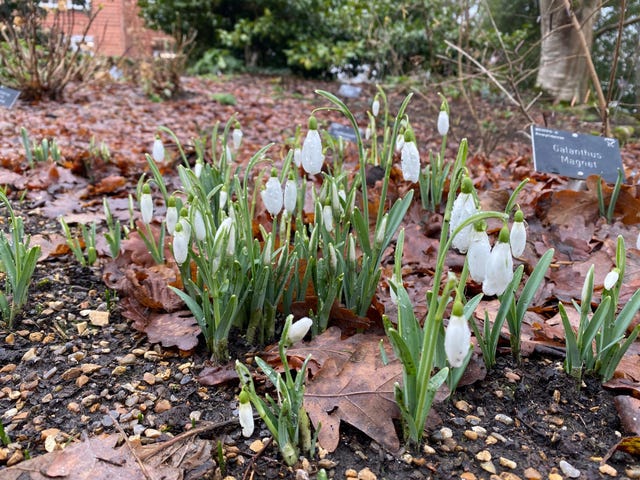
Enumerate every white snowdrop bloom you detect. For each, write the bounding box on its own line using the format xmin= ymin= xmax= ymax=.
xmin=604 ymin=268 xmax=620 ymax=290
xmin=450 ymin=177 xmax=478 ymax=253
xmin=444 ymin=302 xmax=471 ymax=368
xmin=219 ymin=187 xmax=228 ymax=209
xmin=322 ymin=204 xmax=334 ymax=233
xmin=301 ymin=116 xmax=324 ymax=175
xmin=179 ymin=208 xmax=191 ymax=241
xmin=193 ymin=207 xmax=206 ymax=242
xmin=225 ymin=144 xmax=232 ymax=161
xmin=284 ymin=177 xmax=297 ymax=214
xmin=193 ymin=160 xmax=203 ymax=179
xmin=510 ymin=210 xmax=526 ymax=257
xmin=172 ymin=223 xmax=189 ymax=265
xmin=467 ymin=222 xmax=491 ymax=283
xmin=232 ymin=126 xmax=243 ymax=150
xmin=293 ymin=148 xmax=302 ymax=167
xmin=261 ymin=175 xmax=283 ymax=216
xmin=437 ymin=110 xmax=450 ymax=136
xmin=152 ymin=137 xmax=165 ymax=163
xmin=401 ymin=133 xmax=420 ymax=183
xmin=287 ymin=317 xmax=313 ymax=344
xmin=213 ymin=217 xmax=234 ymax=259
xmin=365 ymin=126 xmax=372 ymax=141
xmin=482 ymin=228 xmax=514 ymax=296
xmin=395 ymin=133 xmax=405 ymax=152
xmin=238 ymin=390 xmax=254 ymax=438
xmin=165 ymin=199 xmax=178 ymax=235
xmin=140 ymin=184 xmax=153 ymax=225
xmin=372 ymin=98 xmax=380 ymax=117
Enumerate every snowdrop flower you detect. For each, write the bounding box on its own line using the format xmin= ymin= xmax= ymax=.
xmin=140 ymin=184 xmax=153 ymax=225
xmin=238 ymin=390 xmax=254 ymax=438
xmin=293 ymin=147 xmax=302 ymax=168
xmin=192 ymin=207 xmax=206 ymax=242
xmin=219 ymin=186 xmax=228 ymax=209
xmin=365 ymin=126 xmax=372 ymax=141
xmin=510 ymin=209 xmax=526 ymax=257
xmin=172 ymin=222 xmax=189 ymax=265
xmin=604 ymin=268 xmax=620 ymax=290
xmin=401 ymin=128 xmax=420 ymax=183
xmin=482 ymin=227 xmax=514 ymax=296
xmin=450 ymin=176 xmax=478 ymax=253
xmin=322 ymin=204 xmax=334 ymax=233
xmin=193 ymin=159 xmax=203 ymax=179
xmin=284 ymin=175 xmax=297 ymax=214
xmin=375 ymin=213 xmax=388 ymax=248
xmin=395 ymin=133 xmax=405 ymax=152
xmin=232 ymin=123 xmax=243 ymax=150
xmin=261 ymin=171 xmax=283 ymax=216
xmin=179 ymin=208 xmax=191 ymax=241
xmin=467 ymin=220 xmax=491 ymax=283
xmin=301 ymin=116 xmax=324 ymax=175
xmin=152 ymin=136 xmax=165 ymax=163
xmin=287 ymin=316 xmax=313 ymax=344
xmin=437 ymin=95 xmax=450 ymax=136
xmin=444 ymin=301 xmax=470 ymax=368
xmin=165 ymin=196 xmax=178 ymax=234
xmin=372 ymin=97 xmax=380 ymax=117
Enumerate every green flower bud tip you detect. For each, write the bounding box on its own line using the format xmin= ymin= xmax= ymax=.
xmin=460 ymin=176 xmax=473 ymax=194
xmin=498 ymin=225 xmax=510 ymax=243
xmin=403 ymin=128 xmax=416 ymax=143
xmin=452 ymin=300 xmax=464 ymax=317
xmin=270 ymin=167 xmax=278 ymax=177
xmin=514 ymin=209 xmax=524 ymax=222
xmin=180 ymin=207 xmax=189 ymax=218
xmin=473 ymin=219 xmax=487 ymax=232
xmin=239 ymin=389 xmax=250 ymax=404
xmin=308 ymin=115 xmax=318 ymax=130
xmin=142 ymin=183 xmax=151 ymax=194
xmin=174 ymin=222 xmax=183 ymax=232
xmin=167 ymin=196 xmax=176 ymax=207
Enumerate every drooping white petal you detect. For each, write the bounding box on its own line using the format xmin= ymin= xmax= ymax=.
xmin=322 ymin=204 xmax=334 ymax=233
xmin=193 ymin=161 xmax=203 ymax=179
xmin=193 ymin=208 xmax=206 ymax=242
xmin=165 ymin=205 xmax=178 ymax=234
xmin=152 ymin=138 xmax=165 ymax=163
xmin=510 ymin=221 xmax=526 ymax=257
xmin=395 ymin=134 xmax=405 ymax=152
xmin=482 ymin=242 xmax=514 ymax=296
xmin=293 ymin=148 xmax=302 ymax=167
xmin=401 ymin=141 xmax=420 ymax=183
xmin=604 ymin=269 xmax=619 ymax=290
xmin=444 ymin=314 xmax=471 ymax=368
xmin=238 ymin=399 xmax=254 ymax=437
xmin=450 ymin=193 xmax=477 ymax=253
xmin=232 ymin=127 xmax=243 ymax=150
xmin=372 ymin=99 xmax=380 ymax=117
xmin=261 ymin=177 xmax=283 ymax=216
xmin=467 ymin=229 xmax=491 ymax=283
xmin=287 ymin=317 xmax=313 ymax=344
xmin=140 ymin=192 xmax=153 ymax=225
xmin=437 ymin=110 xmax=450 ymax=136
xmin=284 ymin=178 xmax=297 ymax=214
xmin=173 ymin=227 xmax=189 ymax=265
xmin=301 ymin=129 xmax=324 ymax=175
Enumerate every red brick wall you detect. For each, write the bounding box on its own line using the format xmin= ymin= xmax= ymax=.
xmin=42 ymin=0 xmax=169 ymax=58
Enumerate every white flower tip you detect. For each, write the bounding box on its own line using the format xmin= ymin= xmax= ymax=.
xmin=604 ymin=270 xmax=619 ymax=290
xmin=437 ymin=110 xmax=450 ymax=136
xmin=152 ymin=138 xmax=165 ymax=163
xmin=238 ymin=399 xmax=254 ymax=438
xmin=287 ymin=317 xmax=313 ymax=344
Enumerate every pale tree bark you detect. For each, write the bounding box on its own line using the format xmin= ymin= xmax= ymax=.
xmin=536 ymin=0 xmax=601 ymax=102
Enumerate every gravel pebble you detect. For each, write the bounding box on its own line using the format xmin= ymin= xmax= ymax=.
xmin=494 ymin=413 xmax=514 ymax=425
xmin=559 ymin=460 xmax=581 ymax=478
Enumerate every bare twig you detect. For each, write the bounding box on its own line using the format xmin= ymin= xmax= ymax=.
xmin=242 ymin=437 xmax=273 ymax=480
xmin=605 ymin=0 xmax=626 ymax=109
xmin=110 ymin=414 xmax=156 ymax=480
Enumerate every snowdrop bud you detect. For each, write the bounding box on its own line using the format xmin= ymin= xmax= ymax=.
xmin=172 ymin=222 xmax=189 ymax=265
xmin=328 ymin=243 xmax=338 ymax=272
xmin=482 ymin=227 xmax=514 ymax=296
xmin=193 ymin=159 xmax=203 ymax=178
xmin=238 ymin=390 xmax=254 ymax=438
xmin=467 ymin=220 xmax=490 ymax=283
xmin=395 ymin=133 xmax=405 ymax=152
xmin=293 ymin=147 xmax=302 ymax=167
xmin=322 ymin=204 xmax=334 ymax=233
xmin=232 ymin=123 xmax=243 ymax=150
xmin=262 ymin=171 xmax=283 ymax=216
xmin=284 ymin=176 xmax=297 ymax=214
xmin=262 ymin=235 xmax=273 ymax=265
xmin=287 ymin=316 xmax=313 ymax=344
xmin=450 ymin=177 xmax=478 ymax=253
xmin=604 ymin=268 xmax=620 ymax=290
xmin=375 ymin=214 xmax=388 ymax=247
xmin=372 ymin=98 xmax=380 ymax=117
xmin=510 ymin=209 xmax=526 ymax=257
xmin=165 ymin=196 xmax=178 ymax=234
xmin=401 ymin=129 xmax=420 ymax=183
xmin=581 ymin=265 xmax=594 ymax=305
xmin=365 ymin=126 xmax=371 ymax=141
xmin=437 ymin=110 xmax=450 ymax=136
xmin=444 ymin=301 xmax=470 ymax=368
xmin=192 ymin=207 xmax=206 ymax=242
xmin=152 ymin=136 xmax=165 ymax=163
xmin=140 ymin=184 xmax=153 ymax=225
xmin=226 ymin=220 xmax=236 ymax=256
xmin=301 ymin=116 xmax=324 ymax=175
xmin=179 ymin=208 xmax=191 ymax=240
xmin=348 ymin=234 xmax=357 ymax=266
xmin=219 ymin=187 xmax=228 ymax=209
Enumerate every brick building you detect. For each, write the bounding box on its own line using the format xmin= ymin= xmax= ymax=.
xmin=41 ymin=0 xmax=170 ymax=58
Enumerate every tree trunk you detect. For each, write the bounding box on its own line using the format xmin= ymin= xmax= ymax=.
xmin=536 ymin=0 xmax=601 ymax=102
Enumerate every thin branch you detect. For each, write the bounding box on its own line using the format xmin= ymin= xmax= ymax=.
xmin=595 ymin=15 xmax=640 ymax=37
xmin=605 ymin=0 xmax=626 ymax=108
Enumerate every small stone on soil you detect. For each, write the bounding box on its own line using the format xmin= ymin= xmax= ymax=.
xmin=357 ymin=467 xmax=376 ymax=480
xmin=598 ymin=464 xmax=617 ymax=476
xmin=559 ymin=459 xmax=581 ymax=478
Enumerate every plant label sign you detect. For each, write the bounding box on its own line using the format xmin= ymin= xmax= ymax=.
xmin=530 ymin=125 xmax=623 ymax=184
xmin=328 ymin=122 xmax=360 ymax=143
xmin=0 ymin=85 xmax=20 ymax=109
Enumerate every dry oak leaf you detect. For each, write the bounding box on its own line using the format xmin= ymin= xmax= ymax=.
xmin=304 ymin=334 xmax=402 ymax=453
xmin=614 ymin=396 xmax=640 ymax=436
